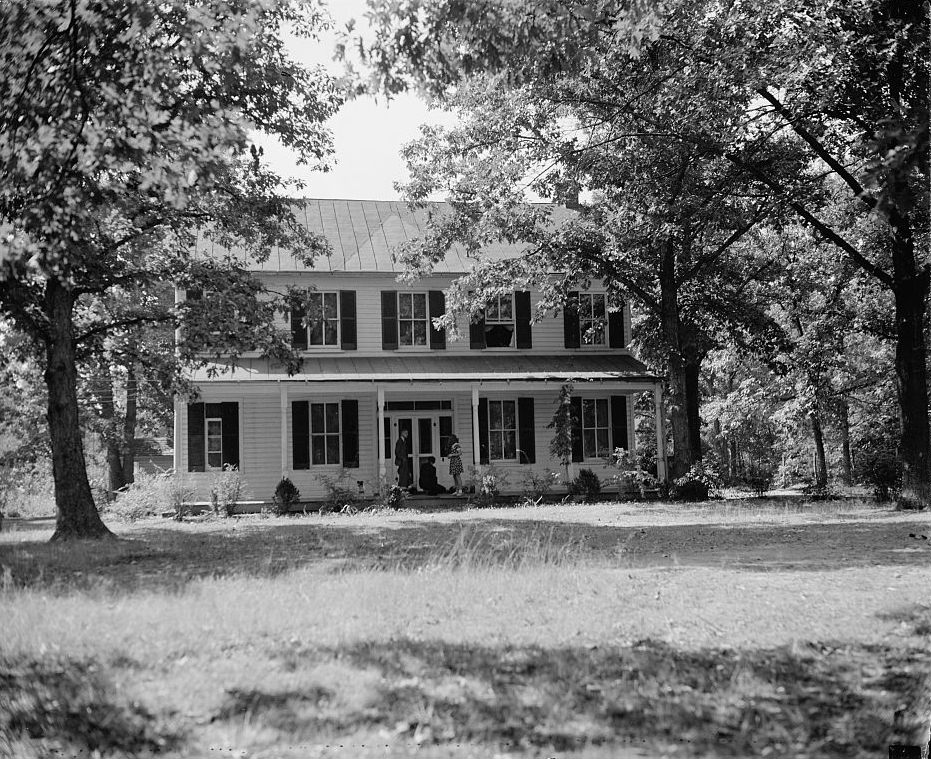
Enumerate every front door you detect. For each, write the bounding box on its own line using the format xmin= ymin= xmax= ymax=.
xmin=389 ymin=413 xmax=454 ymax=491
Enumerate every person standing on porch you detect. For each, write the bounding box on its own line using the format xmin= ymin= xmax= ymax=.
xmin=395 ymin=428 xmax=411 ymax=489
xmin=448 ymin=433 xmax=463 ymax=496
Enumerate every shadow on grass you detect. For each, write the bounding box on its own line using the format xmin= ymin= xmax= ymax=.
xmin=1 ymin=515 xmax=930 ymax=594
xmin=0 ymin=656 xmax=181 ymax=758
xmin=207 ymin=637 xmax=927 ymax=758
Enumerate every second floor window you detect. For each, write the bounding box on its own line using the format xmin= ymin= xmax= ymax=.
xmin=307 ymin=292 xmax=339 ymax=347
xmin=398 ymin=292 xmax=428 ymax=346
xmin=484 ymin=294 xmax=514 ymax=347
xmin=488 ymin=399 xmax=518 ymax=461
xmin=579 ymin=293 xmax=607 ymax=346
xmin=311 ymin=402 xmax=340 ymax=465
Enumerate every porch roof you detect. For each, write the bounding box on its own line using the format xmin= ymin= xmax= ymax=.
xmin=194 ymin=354 xmax=659 ymax=383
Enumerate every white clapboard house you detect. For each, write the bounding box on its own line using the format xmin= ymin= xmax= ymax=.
xmin=173 ymin=199 xmax=667 ymax=503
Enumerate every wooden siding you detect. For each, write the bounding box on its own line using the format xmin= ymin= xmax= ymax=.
xmin=179 ymin=383 xmax=641 ymax=502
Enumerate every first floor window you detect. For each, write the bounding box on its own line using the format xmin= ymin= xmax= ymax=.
xmin=206 ymin=417 xmax=223 ymax=468
xmin=484 ymin=293 xmax=514 ymax=347
xmin=579 ymin=293 xmax=607 ymax=345
xmin=307 ymin=291 xmax=339 ymax=346
xmin=311 ymin=402 xmax=340 ymax=465
xmin=581 ymin=398 xmax=610 ymax=458
xmin=398 ymin=292 xmax=428 ymax=346
xmin=489 ymin=399 xmax=517 ymax=461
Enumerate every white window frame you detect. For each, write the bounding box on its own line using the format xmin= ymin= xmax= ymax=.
xmin=206 ymin=416 xmax=223 ymax=469
xmin=488 ymin=398 xmax=518 ymax=462
xmin=581 ymin=397 xmax=611 ymax=459
xmin=310 ymin=401 xmax=341 ymax=465
xmin=304 ymin=291 xmax=340 ymax=348
xmin=578 ymin=292 xmax=608 ymax=347
xmin=484 ymin=293 xmax=515 ymax=348
xmin=398 ymin=292 xmax=430 ymax=348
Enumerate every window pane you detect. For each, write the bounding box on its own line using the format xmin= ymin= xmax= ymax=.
xmin=310 ymin=403 xmax=324 ymax=432
xmin=582 ymin=399 xmax=595 ymax=427
xmin=489 ymin=433 xmax=503 ymax=460
xmin=324 ymin=321 xmax=338 ymax=345
xmin=597 ymin=429 xmax=610 ymax=457
xmin=324 ymin=292 xmax=338 ymax=319
xmin=325 ymin=403 xmax=339 ymax=433
xmin=593 ymin=294 xmax=606 ymax=319
xmin=326 ymin=434 xmax=340 ymax=464
xmin=207 ymin=420 xmax=222 ymax=436
xmin=309 ymin=322 xmax=323 ymax=345
xmin=413 ymin=294 xmax=426 ymax=319
xmin=207 ymin=437 xmax=222 ymax=453
xmin=503 ymin=401 xmax=516 ymax=430
xmin=583 ymin=430 xmax=596 ymax=459
xmin=208 ymin=451 xmax=222 ymax=468
xmin=503 ymin=430 xmax=517 ymax=459
xmin=486 ymin=299 xmax=499 ymax=321
xmin=311 ymin=437 xmax=325 ymax=465
xmin=308 ymin=292 xmax=322 ymax=317
xmin=489 ymin=401 xmax=502 ymax=429
xmin=596 ymin=399 xmax=609 ymax=426
xmin=413 ymin=321 xmax=427 ymax=345
xmin=592 ymin=323 xmax=605 ymax=344
xmin=500 ymin=296 xmax=512 ymax=320
xmin=399 ymin=294 xmax=412 ymax=318
xmin=399 ymin=321 xmax=413 ymax=345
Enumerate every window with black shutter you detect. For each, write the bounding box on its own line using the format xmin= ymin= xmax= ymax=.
xmin=515 ymin=291 xmax=533 ymax=349
xmin=517 ymin=397 xmax=535 ymax=463
xmin=292 ymin=400 xmax=310 ymax=469
xmin=611 ymin=395 xmax=629 ymax=452
xmin=340 ymin=291 xmax=357 ymax=350
xmin=341 ymin=399 xmax=359 ymax=468
xmin=188 ymin=402 xmax=239 ymax=471
xmin=564 ymin=292 xmax=581 ymax=349
xmin=608 ymin=305 xmax=625 ymax=348
xmin=428 ymin=290 xmax=446 ymax=349
xmin=381 ymin=291 xmax=398 ymax=350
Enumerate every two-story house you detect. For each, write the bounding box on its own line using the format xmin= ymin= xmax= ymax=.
xmin=173 ymin=199 xmax=667 ymax=503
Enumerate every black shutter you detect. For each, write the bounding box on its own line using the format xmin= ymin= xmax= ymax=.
xmin=381 ymin=291 xmax=398 ymax=350
xmin=291 ymin=298 xmax=307 ymax=351
xmin=469 ymin=313 xmax=486 ymax=350
xmin=570 ymin=396 xmax=584 ymax=462
xmin=341 ymin=399 xmax=359 ymax=468
xmin=340 ymin=291 xmax=357 ymax=350
xmin=564 ymin=292 xmax=580 ymax=348
xmin=292 ymin=400 xmax=310 ymax=470
xmin=611 ymin=395 xmax=629 ymax=453
xmin=187 ymin=402 xmax=205 ymax=472
xmin=515 ymin=291 xmax=532 ymax=349
xmin=429 ymin=290 xmax=446 ymax=350
xmin=478 ymin=397 xmax=489 ymax=464
xmin=609 ymin=305 xmax=625 ymax=348
xmin=517 ymin=397 xmax=536 ymax=464
xmin=220 ymin=402 xmax=239 ymax=469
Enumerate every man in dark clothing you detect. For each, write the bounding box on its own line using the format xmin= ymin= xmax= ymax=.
xmin=395 ymin=428 xmax=411 ymax=489
xmin=419 ymin=456 xmax=445 ymax=495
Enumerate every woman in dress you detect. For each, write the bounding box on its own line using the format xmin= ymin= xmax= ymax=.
xmin=448 ymin=433 xmax=464 ymax=495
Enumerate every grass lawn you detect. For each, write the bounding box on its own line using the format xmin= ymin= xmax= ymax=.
xmin=1 ymin=498 xmax=930 ymax=758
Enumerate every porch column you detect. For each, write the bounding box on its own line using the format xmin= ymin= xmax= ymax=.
xmin=471 ymin=383 xmax=481 ymax=472
xmin=279 ymin=383 xmax=288 ymax=477
xmin=377 ymin=385 xmax=386 ymax=491
xmin=173 ymin=397 xmax=182 ymax=475
xmin=653 ymin=382 xmax=667 ymax=483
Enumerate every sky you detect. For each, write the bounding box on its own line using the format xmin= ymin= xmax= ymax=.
xmin=257 ymin=0 xmax=454 ymax=201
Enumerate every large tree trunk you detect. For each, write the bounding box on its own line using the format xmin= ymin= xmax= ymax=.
xmin=121 ymin=361 xmax=137 ymax=486
xmin=45 ymin=280 xmax=112 ymax=541
xmin=99 ymin=387 xmax=128 ymax=497
xmin=892 ymin=266 xmax=931 ymax=506
xmin=810 ymin=411 xmax=828 ymax=489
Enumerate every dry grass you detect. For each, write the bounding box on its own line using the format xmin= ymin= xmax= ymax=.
xmin=1 ymin=499 xmax=930 ymax=758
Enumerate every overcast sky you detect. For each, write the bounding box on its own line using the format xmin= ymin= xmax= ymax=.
xmin=257 ymin=0 xmax=455 ymax=201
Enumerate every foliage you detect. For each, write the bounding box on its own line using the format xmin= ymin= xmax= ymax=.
xmin=469 ymin=465 xmax=509 ymax=508
xmin=671 ymin=463 xmax=721 ymax=502
xmin=376 ymin=484 xmax=408 ymax=511
xmin=606 ymin=448 xmax=657 ymax=496
xmin=520 ymin=468 xmax=561 ymax=502
xmin=855 ymin=421 xmax=901 ymax=503
xmin=209 ymin=466 xmax=243 ymax=518
xmin=101 ymin=468 xmax=194 ymax=522
xmin=271 ymin=477 xmax=301 ymax=516
xmin=0 ymin=459 xmax=55 ymax=519
xmin=547 ymin=384 xmax=575 ymax=475
xmin=568 ymin=468 xmax=602 ymax=502
xmin=315 ymin=469 xmax=361 ymax=513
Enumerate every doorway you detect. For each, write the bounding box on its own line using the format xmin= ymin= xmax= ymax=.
xmin=387 ymin=412 xmax=454 ymax=491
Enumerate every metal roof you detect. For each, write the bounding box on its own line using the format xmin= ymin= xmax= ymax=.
xmin=192 ymin=354 xmax=658 ymax=383
xmin=194 ymin=199 xmax=574 ymax=274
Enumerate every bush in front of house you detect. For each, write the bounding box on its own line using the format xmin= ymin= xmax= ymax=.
xmin=315 ymin=469 xmax=361 ymax=513
xmin=272 ymin=477 xmax=300 ymax=516
xmin=569 ymin=468 xmax=602 ymax=502
xmin=210 ymin=465 xmax=243 ymax=517
xmin=671 ymin=462 xmax=721 ymax=501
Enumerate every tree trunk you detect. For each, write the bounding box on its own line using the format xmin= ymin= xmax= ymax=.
xmin=810 ymin=411 xmax=828 ymax=489
xmin=892 ymin=266 xmax=931 ymax=507
xmin=45 ymin=280 xmax=112 ymax=541
xmin=838 ymin=399 xmax=853 ymax=484
xmin=728 ymin=437 xmax=739 ymax=481
xmin=122 ymin=361 xmax=137 ymax=486
xmin=107 ymin=440 xmax=127 ymax=496
xmin=99 ymin=387 xmax=127 ymax=497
